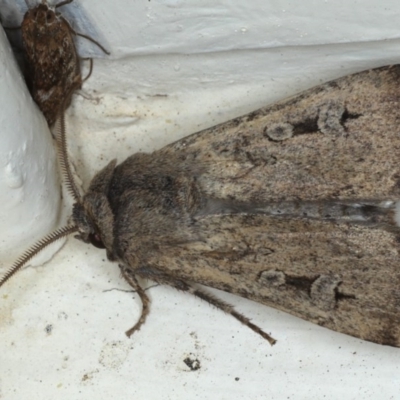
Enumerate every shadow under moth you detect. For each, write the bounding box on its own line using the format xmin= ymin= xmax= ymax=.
xmin=19 ymin=0 xmax=109 ymax=126
xmin=1 ymin=64 xmax=400 ymax=348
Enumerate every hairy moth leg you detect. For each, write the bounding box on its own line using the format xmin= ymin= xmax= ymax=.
xmin=136 ymin=269 xmax=276 ymax=345
xmin=188 ymin=284 xmax=276 ymax=345
xmin=119 ymin=265 xmax=151 ymax=337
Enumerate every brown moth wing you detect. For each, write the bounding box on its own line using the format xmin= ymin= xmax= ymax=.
xmin=140 ymin=215 xmax=400 ymax=347
xmin=21 ymin=3 xmax=81 ymax=126
xmin=162 ymin=64 xmax=400 ymax=203
xmin=82 ymin=65 xmax=400 ymax=346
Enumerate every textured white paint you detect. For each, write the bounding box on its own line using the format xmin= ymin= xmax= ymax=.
xmin=0 ymin=27 xmax=61 ymax=265
xmin=1 ymin=0 xmax=400 ymax=399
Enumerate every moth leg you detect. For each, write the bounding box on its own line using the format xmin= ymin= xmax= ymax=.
xmin=119 ymin=265 xmax=150 ymax=337
xmin=138 ymin=269 xmax=276 ymax=345
xmin=185 ymin=284 xmax=277 ymax=345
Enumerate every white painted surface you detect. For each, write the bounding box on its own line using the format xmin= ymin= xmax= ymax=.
xmin=0 ymin=27 xmax=60 ymax=265
xmin=1 ymin=0 xmax=400 ymax=399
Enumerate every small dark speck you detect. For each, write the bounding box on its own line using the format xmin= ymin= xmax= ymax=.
xmin=57 ymin=311 xmax=68 ymax=320
xmin=183 ymin=357 xmax=201 ymax=371
xmin=235 ymin=377 xmax=240 ymax=381
xmin=45 ymin=324 xmax=53 ymax=335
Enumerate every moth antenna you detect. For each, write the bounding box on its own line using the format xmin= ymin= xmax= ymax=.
xmin=55 ymin=110 xmax=82 ymax=202
xmin=0 ymin=225 xmax=78 ymax=288
xmin=53 ymin=0 xmax=110 ymax=55
xmin=72 ymin=31 xmax=110 ymax=55
xmin=55 ymin=0 xmax=74 ymax=8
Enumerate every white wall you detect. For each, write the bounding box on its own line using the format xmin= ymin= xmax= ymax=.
xmin=0 ymin=28 xmax=60 ymax=265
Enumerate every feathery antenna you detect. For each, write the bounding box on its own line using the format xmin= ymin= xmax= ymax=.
xmin=0 ymin=225 xmax=78 ymax=288
xmin=54 ymin=110 xmax=82 ymax=202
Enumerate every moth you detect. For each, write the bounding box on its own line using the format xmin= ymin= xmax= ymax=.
xmin=2 ymin=64 xmax=400 ymax=348
xmin=20 ymin=0 xmax=109 ymax=126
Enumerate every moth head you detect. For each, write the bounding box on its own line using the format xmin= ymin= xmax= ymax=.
xmin=72 ymin=202 xmax=105 ymax=249
xmin=29 ymin=3 xmax=57 ymax=27
xmin=72 ymin=158 xmax=117 ymax=251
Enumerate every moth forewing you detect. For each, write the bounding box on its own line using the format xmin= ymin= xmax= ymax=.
xmin=2 ymin=64 xmax=400 ymax=348
xmin=100 ymin=64 xmax=400 ymax=347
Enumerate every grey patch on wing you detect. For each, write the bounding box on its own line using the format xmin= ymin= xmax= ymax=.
xmin=258 ymin=270 xmax=317 ymax=291
xmin=264 ymin=122 xmax=294 ymax=141
xmin=225 ymin=136 xmax=278 ymax=166
xmin=317 ymin=101 xmax=346 ymax=135
xmin=259 ymin=270 xmax=349 ymax=311
xmin=310 ymin=274 xmax=342 ymax=311
xmin=258 ymin=270 xmax=286 ymax=287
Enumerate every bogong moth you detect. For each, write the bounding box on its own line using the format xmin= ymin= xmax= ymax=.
xmin=2 ymin=65 xmax=400 ymax=347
